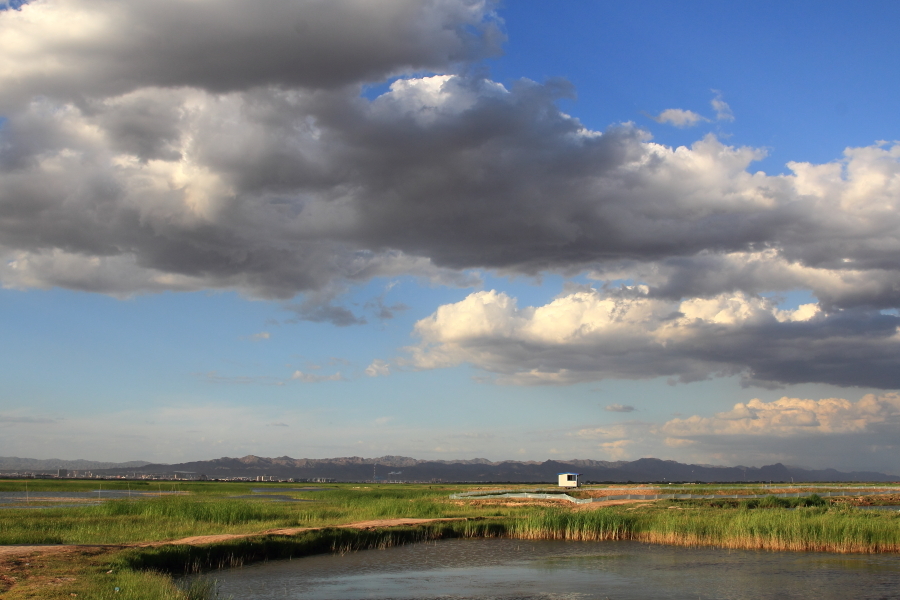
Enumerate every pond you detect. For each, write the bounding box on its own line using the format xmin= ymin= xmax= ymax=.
xmin=210 ymin=538 xmax=900 ymax=599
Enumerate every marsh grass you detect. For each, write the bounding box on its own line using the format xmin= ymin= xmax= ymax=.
xmin=3 ymin=482 xmax=899 ymax=599
xmin=512 ymin=501 xmax=900 ymax=553
xmin=118 ymin=520 xmax=505 ymax=576
xmin=0 ymin=485 xmax=528 ymax=545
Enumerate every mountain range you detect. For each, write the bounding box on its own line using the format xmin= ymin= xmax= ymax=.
xmin=4 ymin=455 xmax=891 ymax=483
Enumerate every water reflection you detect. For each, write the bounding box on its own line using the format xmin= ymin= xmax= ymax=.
xmin=211 ymin=538 xmax=900 ymax=600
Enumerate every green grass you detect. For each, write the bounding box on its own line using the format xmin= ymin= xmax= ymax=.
xmin=512 ymin=499 xmax=900 ymax=552
xmin=3 ymin=481 xmax=900 ymax=599
xmin=0 ymin=483 xmax=529 ymax=545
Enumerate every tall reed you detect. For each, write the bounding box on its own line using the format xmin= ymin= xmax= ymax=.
xmin=509 ymin=505 xmax=900 ymax=553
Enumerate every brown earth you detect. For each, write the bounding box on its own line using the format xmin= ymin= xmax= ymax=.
xmin=0 ymin=517 xmax=465 ymax=562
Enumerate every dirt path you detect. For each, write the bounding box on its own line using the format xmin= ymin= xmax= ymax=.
xmin=0 ymin=517 xmax=464 ymax=561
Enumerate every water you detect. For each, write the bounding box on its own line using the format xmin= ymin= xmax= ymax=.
xmin=230 ymin=495 xmax=315 ymax=502
xmin=250 ymin=488 xmax=330 ymax=493
xmin=210 ymin=538 xmax=900 ymax=600
xmin=0 ymin=490 xmax=171 ymax=508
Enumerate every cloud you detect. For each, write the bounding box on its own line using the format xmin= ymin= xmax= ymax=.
xmin=599 ymin=439 xmax=634 ymax=460
xmin=2 ymin=1 xmax=900 ymax=393
xmin=651 ymin=393 xmax=900 ymax=472
xmin=408 ymin=287 xmax=900 ymax=388
xmin=711 ymin=90 xmax=734 ymax=121
xmin=1 ymin=0 xmax=899 ymax=316
xmin=285 ymin=302 xmax=367 ymax=327
xmin=246 ymin=332 xmax=271 ymax=341
xmin=568 ymin=424 xmax=630 ymax=440
xmin=663 ymin=393 xmax=900 ymax=437
xmin=267 ymin=422 xmax=290 ymax=427
xmin=605 ymin=404 xmax=636 ymax=413
xmin=0 ymin=3 xmax=895 ymax=309
xmin=652 ymin=108 xmax=708 ymax=127
xmin=291 ymin=370 xmax=343 ymax=383
xmin=0 ymin=0 xmax=503 ymax=108
xmin=365 ymin=359 xmax=391 ymax=377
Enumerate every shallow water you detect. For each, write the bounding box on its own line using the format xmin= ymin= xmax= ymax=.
xmin=230 ymin=495 xmax=315 ymax=502
xmin=210 ymin=538 xmax=900 ymax=600
xmin=250 ymin=488 xmax=330 ymax=493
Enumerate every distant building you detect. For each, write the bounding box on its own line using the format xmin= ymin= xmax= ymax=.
xmin=312 ymin=477 xmax=335 ymax=483
xmin=558 ymin=472 xmax=580 ymax=488
xmin=57 ymin=468 xmax=68 ymax=478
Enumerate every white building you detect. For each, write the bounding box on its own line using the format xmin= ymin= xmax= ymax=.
xmin=558 ymin=472 xmax=580 ymax=488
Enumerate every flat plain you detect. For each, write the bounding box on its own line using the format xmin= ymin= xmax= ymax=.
xmin=1 ymin=479 xmax=898 ymax=599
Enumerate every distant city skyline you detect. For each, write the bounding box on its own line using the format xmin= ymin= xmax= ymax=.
xmin=1 ymin=1 xmax=899 ymax=472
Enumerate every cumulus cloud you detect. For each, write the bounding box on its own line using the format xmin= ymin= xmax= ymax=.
xmin=0 ymin=0 xmax=503 ymax=109
xmin=652 ymin=393 xmax=900 ymax=471
xmin=0 ymin=1 xmax=897 ymax=307
xmin=711 ymin=90 xmax=734 ymax=121
xmin=599 ymin=439 xmax=634 ymax=460
xmin=291 ymin=370 xmax=343 ymax=383
xmin=365 ymin=359 xmax=391 ymax=377
xmin=652 ymin=108 xmax=708 ymax=127
xmin=663 ymin=393 xmax=900 ymax=436
xmin=408 ymin=287 xmax=900 ymax=388
xmin=2 ymin=1 xmax=900 ymax=392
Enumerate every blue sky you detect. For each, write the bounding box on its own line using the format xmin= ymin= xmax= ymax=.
xmin=1 ymin=0 xmax=899 ymax=471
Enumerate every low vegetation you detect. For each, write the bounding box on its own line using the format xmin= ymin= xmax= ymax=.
xmin=1 ymin=481 xmax=898 ymax=599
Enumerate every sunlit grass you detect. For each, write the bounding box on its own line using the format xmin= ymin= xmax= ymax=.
xmin=0 ymin=483 xmax=529 ymax=544
xmin=511 ymin=499 xmax=900 ymax=552
xmin=3 ymin=481 xmax=899 ymax=599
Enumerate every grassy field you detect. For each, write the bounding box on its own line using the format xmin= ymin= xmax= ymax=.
xmin=1 ymin=480 xmax=899 ymax=599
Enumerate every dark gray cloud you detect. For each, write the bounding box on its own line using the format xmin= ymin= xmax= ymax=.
xmin=285 ymin=301 xmax=367 ymax=327
xmin=0 ymin=0 xmax=503 ymax=109
xmin=3 ymin=70 xmax=898 ymax=304
xmin=1 ymin=0 xmax=900 ymax=389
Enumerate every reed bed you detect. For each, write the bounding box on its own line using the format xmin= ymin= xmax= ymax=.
xmin=0 ymin=485 xmax=526 ymax=545
xmin=119 ymin=520 xmax=504 ymax=575
xmin=511 ymin=503 xmax=900 ymax=553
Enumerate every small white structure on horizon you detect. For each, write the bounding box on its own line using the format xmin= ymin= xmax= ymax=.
xmin=558 ymin=472 xmax=580 ymax=488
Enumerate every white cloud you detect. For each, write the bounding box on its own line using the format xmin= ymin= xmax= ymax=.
xmin=291 ymin=370 xmax=343 ymax=383
xmin=652 ymin=108 xmax=708 ymax=127
xmin=365 ymin=359 xmax=391 ymax=377
xmin=408 ymin=287 xmax=900 ymax=388
xmin=599 ymin=439 xmax=634 ymax=460
xmin=248 ymin=332 xmax=271 ymax=341
xmin=663 ymin=393 xmax=900 ymax=437
xmin=711 ymin=90 xmax=734 ymax=121
xmin=605 ymin=404 xmax=636 ymax=413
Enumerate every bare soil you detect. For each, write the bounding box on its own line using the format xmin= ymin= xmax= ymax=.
xmin=0 ymin=517 xmax=465 ymax=563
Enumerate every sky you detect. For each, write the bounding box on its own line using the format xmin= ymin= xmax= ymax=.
xmin=1 ymin=0 xmax=899 ymax=472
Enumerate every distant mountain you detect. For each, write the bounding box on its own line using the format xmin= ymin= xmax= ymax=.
xmin=84 ymin=455 xmax=898 ymax=483
xmin=0 ymin=456 xmax=151 ymax=471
